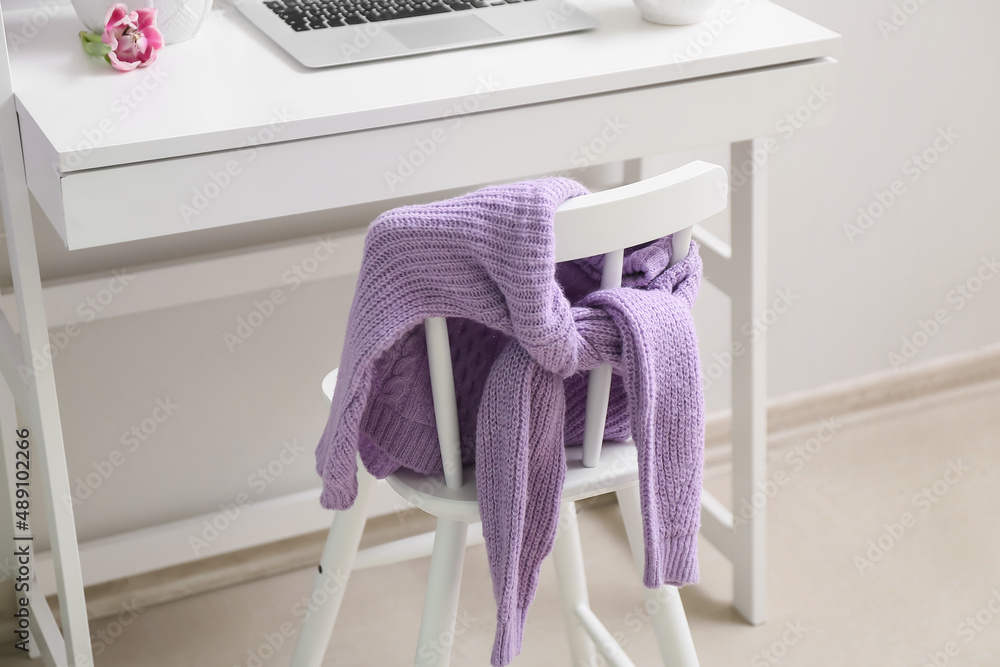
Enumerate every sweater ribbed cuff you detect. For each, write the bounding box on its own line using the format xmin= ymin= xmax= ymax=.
xmin=361 ymin=400 xmax=443 ymax=475
xmin=491 ymin=607 xmax=524 ymax=666
xmin=645 ymin=531 xmax=700 ymax=589
xmin=319 ymin=480 xmax=357 ymax=512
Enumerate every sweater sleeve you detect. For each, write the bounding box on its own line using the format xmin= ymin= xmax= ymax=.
xmin=316 ymin=380 xmax=366 ymax=510
xmin=578 ymin=245 xmax=705 ymax=588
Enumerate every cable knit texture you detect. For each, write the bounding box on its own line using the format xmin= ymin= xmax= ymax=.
xmin=315 ymin=177 xmax=705 ymax=666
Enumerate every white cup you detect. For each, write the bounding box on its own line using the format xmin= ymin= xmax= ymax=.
xmin=632 ymin=0 xmax=720 ymax=25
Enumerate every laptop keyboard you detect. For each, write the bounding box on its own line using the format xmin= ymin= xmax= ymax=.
xmin=265 ymin=0 xmax=535 ymax=31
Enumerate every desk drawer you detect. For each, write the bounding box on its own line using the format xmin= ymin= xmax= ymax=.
xmin=40 ymin=58 xmax=836 ymax=250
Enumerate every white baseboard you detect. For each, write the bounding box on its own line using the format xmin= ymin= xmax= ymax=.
xmin=704 ymin=341 xmax=1000 ymax=464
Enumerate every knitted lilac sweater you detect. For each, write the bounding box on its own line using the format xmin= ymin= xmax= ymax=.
xmin=315 ymin=178 xmax=704 ymax=665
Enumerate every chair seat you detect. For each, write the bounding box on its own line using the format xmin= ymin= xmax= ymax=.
xmin=385 ymin=439 xmax=639 ymax=521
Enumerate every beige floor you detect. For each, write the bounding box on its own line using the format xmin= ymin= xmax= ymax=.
xmin=13 ymin=380 xmax=1000 ymax=666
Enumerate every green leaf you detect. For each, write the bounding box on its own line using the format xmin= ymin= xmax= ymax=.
xmin=83 ymin=41 xmax=111 ymax=57
xmin=80 ymin=30 xmax=111 ymax=58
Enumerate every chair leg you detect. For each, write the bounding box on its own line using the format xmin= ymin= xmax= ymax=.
xmin=552 ymin=500 xmax=599 ymax=667
xmin=291 ymin=469 xmax=377 ymax=667
xmin=414 ymin=517 xmax=470 ymax=667
xmin=616 ymin=484 xmax=700 ymax=667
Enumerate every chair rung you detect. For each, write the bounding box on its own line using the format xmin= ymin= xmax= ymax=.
xmin=700 ymin=488 xmax=737 ymax=561
xmin=692 ymin=224 xmax=735 ymax=296
xmin=575 ymin=604 xmax=636 ymax=667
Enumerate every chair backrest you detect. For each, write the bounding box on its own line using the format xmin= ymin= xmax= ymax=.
xmin=426 ymin=161 xmax=729 ymax=488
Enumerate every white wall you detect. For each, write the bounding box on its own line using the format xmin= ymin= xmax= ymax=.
xmin=2 ymin=0 xmax=999 ymax=606
xmin=769 ymin=0 xmax=999 ymax=383
xmin=692 ymin=0 xmax=1000 ymax=411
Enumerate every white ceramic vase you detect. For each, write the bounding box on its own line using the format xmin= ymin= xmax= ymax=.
xmin=632 ymin=0 xmax=719 ymax=25
xmin=72 ymin=0 xmax=213 ymax=43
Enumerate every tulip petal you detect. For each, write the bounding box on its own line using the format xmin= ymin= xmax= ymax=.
xmin=143 ymin=26 xmax=164 ymax=51
xmin=104 ymin=3 xmax=129 ymax=25
xmin=106 ymin=51 xmax=140 ymax=71
xmin=135 ymin=7 xmax=157 ymax=29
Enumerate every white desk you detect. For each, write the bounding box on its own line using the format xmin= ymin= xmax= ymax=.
xmin=0 ymin=0 xmax=839 ymax=663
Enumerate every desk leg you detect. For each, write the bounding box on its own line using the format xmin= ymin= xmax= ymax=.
xmin=3 ymin=223 xmax=94 ymax=666
xmin=0 ymin=381 xmax=26 ymax=636
xmin=729 ymin=139 xmax=767 ymax=626
xmin=0 ymin=52 xmax=94 ymax=662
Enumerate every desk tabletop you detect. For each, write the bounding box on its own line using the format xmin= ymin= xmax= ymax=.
xmin=5 ymin=0 xmax=838 ymax=172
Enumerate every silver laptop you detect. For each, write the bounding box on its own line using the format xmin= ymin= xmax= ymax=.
xmin=236 ymin=0 xmax=598 ymax=68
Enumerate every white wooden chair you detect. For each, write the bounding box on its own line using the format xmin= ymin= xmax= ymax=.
xmin=293 ymin=161 xmax=728 ymax=667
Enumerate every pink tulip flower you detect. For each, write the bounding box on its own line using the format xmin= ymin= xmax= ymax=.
xmin=101 ymin=4 xmax=164 ymax=71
